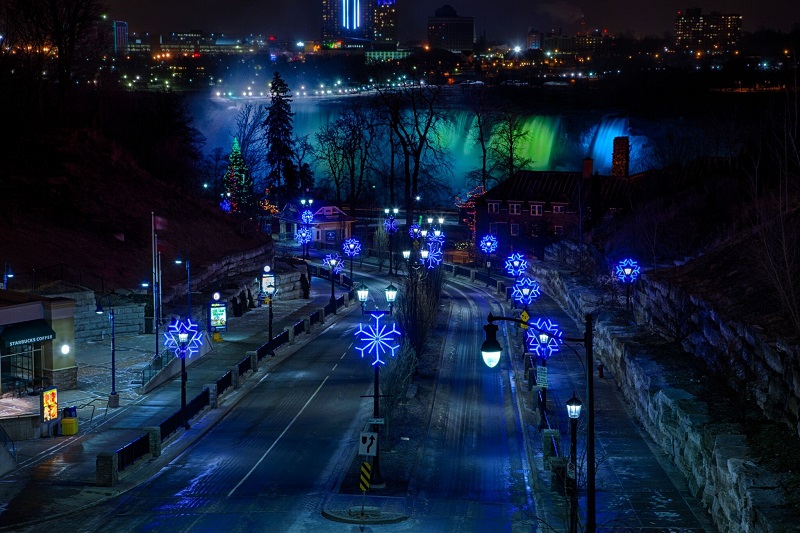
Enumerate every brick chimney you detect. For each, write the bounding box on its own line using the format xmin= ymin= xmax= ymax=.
xmin=612 ymin=136 xmax=630 ymax=178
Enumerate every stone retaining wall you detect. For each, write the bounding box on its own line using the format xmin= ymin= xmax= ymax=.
xmin=530 ymin=242 xmax=795 ymax=532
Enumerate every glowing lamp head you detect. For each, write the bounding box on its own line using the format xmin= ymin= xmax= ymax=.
xmin=357 ymin=285 xmax=370 ymax=303
xmin=178 ymin=332 xmax=189 ymax=345
xmin=402 ymin=250 xmax=411 ymax=260
xmin=384 ymin=283 xmax=398 ymax=304
xmin=213 ymin=292 xmax=221 ymax=301
xmin=566 ymin=394 xmax=583 ymax=419
xmin=481 ymin=322 xmax=502 ymax=368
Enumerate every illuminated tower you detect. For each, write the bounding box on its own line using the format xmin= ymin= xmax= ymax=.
xmin=373 ymin=0 xmax=397 ymax=49
xmin=322 ymin=0 xmax=374 ymax=44
xmin=674 ymin=8 xmax=742 ymax=54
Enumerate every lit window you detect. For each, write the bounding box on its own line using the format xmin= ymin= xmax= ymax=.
xmin=509 ymin=203 xmax=521 ymax=215
xmin=510 ymin=223 xmax=519 ymax=236
xmin=488 ymin=202 xmax=499 ymax=214
xmin=553 ymin=205 xmax=565 ymax=214
xmin=531 ymin=205 xmax=543 ymax=216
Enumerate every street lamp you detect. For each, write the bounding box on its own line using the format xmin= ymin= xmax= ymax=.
xmin=300 ymin=199 xmax=314 ymax=259
xmin=342 ymin=237 xmax=361 ymax=284
xmin=384 ymin=283 xmax=398 ymax=315
xmin=357 ymin=283 xmax=370 ymax=314
xmin=479 ymin=234 xmax=498 ymax=287
xmin=481 ymin=312 xmax=596 ymax=531
xmin=324 ymin=253 xmax=342 ymax=311
xmin=164 ymin=318 xmax=202 ymax=430
xmin=2 ymin=262 xmax=13 ymax=290
xmin=383 ymin=208 xmax=399 ymax=276
xmin=95 ymin=295 xmax=119 ymax=408
xmin=354 ymin=291 xmax=402 ymax=488
xmin=174 ymin=255 xmax=191 ymax=320
xmin=615 ymin=258 xmax=640 ymax=319
xmin=264 ymin=266 xmax=276 ymax=350
xmin=566 ymin=394 xmax=583 ymax=533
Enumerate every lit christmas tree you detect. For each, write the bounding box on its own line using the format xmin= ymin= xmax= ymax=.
xmin=221 ymin=138 xmax=256 ymax=214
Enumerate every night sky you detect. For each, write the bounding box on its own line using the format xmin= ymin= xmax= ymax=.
xmin=105 ymin=1 xmax=795 ymax=43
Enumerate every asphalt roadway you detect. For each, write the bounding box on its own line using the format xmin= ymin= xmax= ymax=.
xmin=0 ymin=258 xmax=715 ymax=532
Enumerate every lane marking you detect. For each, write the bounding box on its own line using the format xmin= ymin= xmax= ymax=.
xmin=227 ymin=376 xmax=329 ymax=498
xmin=332 ymin=363 xmax=338 ymax=371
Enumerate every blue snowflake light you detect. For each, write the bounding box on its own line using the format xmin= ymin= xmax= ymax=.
xmin=505 ymin=252 xmax=528 ymax=277
xmin=512 ymin=277 xmax=541 ymax=306
xmin=294 ymin=227 xmax=312 ymax=244
xmin=163 ymin=318 xmax=204 ymax=359
xmin=480 ymin=234 xmax=499 ymax=254
xmin=408 ymin=224 xmax=421 ymax=239
xmin=427 ymin=229 xmax=445 ymax=245
xmin=615 ymin=258 xmax=640 ymax=283
xmin=342 ymin=237 xmax=361 ymax=257
xmin=424 ymin=242 xmax=443 ymax=269
xmin=220 ymin=198 xmax=232 ymax=213
xmin=301 ymin=209 xmax=314 ymax=224
xmin=525 ymin=318 xmax=563 ymax=359
xmin=383 ymin=216 xmax=398 ymax=234
xmin=354 ymin=312 xmax=401 ymax=366
xmin=324 ymin=253 xmax=344 ymax=274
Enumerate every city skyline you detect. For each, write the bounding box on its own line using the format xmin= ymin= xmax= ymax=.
xmin=105 ymin=0 xmax=796 ymax=44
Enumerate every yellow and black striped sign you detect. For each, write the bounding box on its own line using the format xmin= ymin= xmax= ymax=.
xmin=359 ymin=462 xmax=372 ymax=491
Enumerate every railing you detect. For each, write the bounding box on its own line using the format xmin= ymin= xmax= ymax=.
xmin=293 ymin=320 xmax=305 ymax=336
xmin=217 ymin=371 xmax=232 ymax=396
xmin=117 ymin=433 xmax=150 ymax=472
xmin=237 ymin=354 xmax=251 ymax=376
xmin=0 ymin=424 xmax=16 ymax=464
xmin=160 ymin=410 xmax=184 ymax=442
xmin=310 ymin=310 xmax=321 ymax=326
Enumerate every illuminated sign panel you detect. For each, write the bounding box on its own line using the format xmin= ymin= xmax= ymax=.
xmin=208 ymin=302 xmax=228 ymax=332
xmin=41 ymin=386 xmax=58 ymax=422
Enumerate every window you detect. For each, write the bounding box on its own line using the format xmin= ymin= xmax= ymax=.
xmin=531 ymin=204 xmax=543 ymax=216
xmin=488 ymin=202 xmax=499 ymax=214
xmin=510 ymin=223 xmax=519 ymax=236
xmin=489 ymin=222 xmax=500 ymax=234
xmin=554 ymin=225 xmax=564 ymax=235
xmin=509 ymin=203 xmax=521 ymax=215
xmin=553 ymin=204 xmax=565 ymax=214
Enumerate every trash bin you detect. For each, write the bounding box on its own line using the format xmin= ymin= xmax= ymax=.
xmin=65 ymin=406 xmax=77 ymax=418
xmin=61 ymin=417 xmax=78 ymax=436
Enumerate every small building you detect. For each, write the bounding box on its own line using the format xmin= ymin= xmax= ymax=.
xmin=474 ymin=158 xmax=634 ymax=258
xmin=0 ymin=291 xmax=76 ymax=395
xmin=277 ymin=203 xmax=356 ymax=246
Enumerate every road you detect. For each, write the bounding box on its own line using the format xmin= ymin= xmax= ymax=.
xmin=34 ymin=274 xmax=538 ymax=532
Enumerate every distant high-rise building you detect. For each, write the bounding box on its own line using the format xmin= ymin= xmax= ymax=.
xmin=112 ymin=20 xmax=128 ymax=55
xmin=527 ymin=28 xmax=541 ymax=50
xmin=373 ymin=0 xmax=397 ymax=49
xmin=427 ymin=5 xmax=474 ymax=53
xmin=674 ymin=8 xmax=742 ymax=53
xmin=322 ymin=0 xmax=374 ymax=44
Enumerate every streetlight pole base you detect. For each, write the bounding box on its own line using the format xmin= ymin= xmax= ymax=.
xmin=108 ymin=392 xmax=119 ymax=408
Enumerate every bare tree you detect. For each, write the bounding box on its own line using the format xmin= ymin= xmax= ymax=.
xmin=314 ymin=120 xmax=348 ymax=206
xmin=489 ymin=110 xmax=532 ymax=181
xmin=464 ymin=85 xmax=499 ymax=190
xmin=234 ymin=103 xmax=267 ymax=186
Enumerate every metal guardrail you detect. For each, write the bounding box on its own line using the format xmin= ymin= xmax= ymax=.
xmin=217 ymin=371 xmax=232 ymax=396
xmin=117 ymin=433 xmax=149 ymax=472
xmin=237 ymin=354 xmax=251 ymax=376
xmin=293 ymin=320 xmax=305 ymax=336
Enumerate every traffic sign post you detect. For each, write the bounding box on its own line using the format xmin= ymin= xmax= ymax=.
xmin=360 ymin=462 xmax=372 ymax=492
xmin=359 ymin=432 xmax=378 ymax=457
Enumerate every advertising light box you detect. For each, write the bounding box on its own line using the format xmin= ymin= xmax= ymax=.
xmin=208 ymin=302 xmax=228 ymax=332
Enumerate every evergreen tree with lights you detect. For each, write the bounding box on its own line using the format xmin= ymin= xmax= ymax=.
xmin=264 ymin=72 xmax=297 ymax=202
xmin=221 ymin=138 xmax=256 ymax=214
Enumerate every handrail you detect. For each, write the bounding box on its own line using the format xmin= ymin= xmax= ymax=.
xmin=0 ymin=423 xmax=16 ymax=464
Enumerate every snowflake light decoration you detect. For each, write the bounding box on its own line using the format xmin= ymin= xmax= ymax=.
xmin=324 ymin=253 xmax=344 ymax=275
xmin=512 ymin=277 xmax=541 ymax=306
xmin=294 ymin=227 xmax=312 ymax=244
xmin=427 ymin=229 xmax=445 ymax=245
xmin=163 ymin=318 xmax=204 ymax=359
xmin=220 ymin=198 xmax=232 ymax=213
xmin=505 ymin=252 xmax=528 ymax=277
xmin=615 ymin=258 xmax=640 ymax=284
xmin=480 ymin=234 xmax=498 ymax=254
xmin=525 ymin=318 xmax=563 ymax=359
xmin=424 ymin=241 xmax=443 ymax=269
xmin=342 ymin=237 xmax=361 ymax=257
xmin=301 ymin=209 xmax=314 ymax=224
xmin=383 ymin=216 xmax=398 ymax=234
xmin=408 ymin=224 xmax=421 ymax=239
xmin=354 ymin=312 xmax=401 ymax=366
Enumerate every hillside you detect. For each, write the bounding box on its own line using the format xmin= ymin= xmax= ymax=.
xmin=1 ymin=127 xmax=270 ymax=294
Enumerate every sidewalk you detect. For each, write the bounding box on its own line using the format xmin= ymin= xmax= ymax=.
xmin=0 ymin=274 xmax=354 ymax=531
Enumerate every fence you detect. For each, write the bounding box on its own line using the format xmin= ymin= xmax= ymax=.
xmin=237 ymin=354 xmax=251 ymax=376
xmin=116 ymin=433 xmax=150 ymax=472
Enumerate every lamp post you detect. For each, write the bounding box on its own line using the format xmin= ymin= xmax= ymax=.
xmin=354 ymin=291 xmax=402 ymax=488
xmin=264 ymin=266 xmax=276 ymax=347
xmin=384 ymin=208 xmax=399 ymax=276
xmin=342 ymin=237 xmax=361 ymax=284
xmin=2 ymin=262 xmax=13 ymax=290
xmin=615 ymin=258 xmax=640 ymax=320
xmin=174 ymin=255 xmax=191 ymax=320
xmin=324 ymin=253 xmax=342 ymax=311
xmin=481 ymin=312 xmax=595 ymax=532
xmin=300 ymin=199 xmax=314 ymax=259
xmin=164 ymin=318 xmax=202 ymax=431
xmin=479 ymin=235 xmax=498 ymax=288
xmin=566 ymin=394 xmax=583 ymax=533
xmin=95 ymin=295 xmax=119 ymax=408
xmin=178 ymin=330 xmax=189 ymax=429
